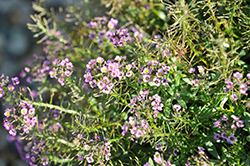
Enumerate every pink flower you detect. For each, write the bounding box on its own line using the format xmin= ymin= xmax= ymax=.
xmin=233 ymin=71 xmax=243 ymax=80
xmin=189 ymin=68 xmax=195 ymax=73
xmin=58 ymin=77 xmax=65 ymax=86
xmin=41 ymin=157 xmax=49 ymax=166
xmin=0 ymin=87 xmax=5 ymax=98
xmin=143 ymin=75 xmax=151 ymax=83
xmin=154 ymin=152 xmax=163 ymax=164
xmin=96 ymin=57 xmax=104 ymax=64
xmin=8 ymin=84 xmax=15 ymax=92
xmin=84 ymin=144 xmax=91 ymax=151
xmin=173 ymin=104 xmax=181 ymax=111
xmin=12 ymin=77 xmax=20 ymax=85
xmin=49 ymin=70 xmax=57 ymax=78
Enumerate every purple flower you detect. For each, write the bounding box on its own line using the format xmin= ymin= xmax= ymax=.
xmin=144 ymin=162 xmax=151 ymax=166
xmin=225 ymin=78 xmax=231 ymax=84
xmin=213 ymin=119 xmax=221 ymax=128
xmin=138 ymin=76 xmax=143 ymax=84
xmin=84 ymin=72 xmax=92 ymax=82
xmin=78 ymin=154 xmax=84 ymax=161
xmin=233 ymin=72 xmax=243 ymax=80
xmin=88 ymin=32 xmax=96 ymax=39
xmin=26 ymin=76 xmax=33 ymax=84
xmin=58 ymin=77 xmax=65 ymax=86
xmin=223 ymin=87 xmax=229 ymax=93
xmin=3 ymin=121 xmax=12 ymax=131
xmin=12 ymin=77 xmax=20 ymax=85
xmin=98 ymin=30 xmax=105 ymax=38
xmin=189 ymin=68 xmax=195 ymax=73
xmin=105 ymin=31 xmax=114 ymax=39
xmin=97 ymin=38 xmax=104 ymax=45
xmin=236 ymin=120 xmax=244 ymax=128
xmin=227 ymin=134 xmax=236 ymax=144
xmin=156 ymin=70 xmax=164 ymax=78
xmin=226 ymin=83 xmax=234 ymax=90
xmin=221 ymin=131 xmax=227 ymax=139
xmin=214 ymin=133 xmax=220 ymax=140
xmin=144 ymin=4 xmax=150 ymax=9
xmin=41 ymin=157 xmax=49 ymax=166
xmin=4 ymin=109 xmax=10 ymax=117
xmin=20 ymin=70 xmax=26 ymax=78
xmin=222 ymin=115 xmax=228 ymax=121
xmin=29 ymin=120 xmax=36 ymax=128
xmin=193 ymin=79 xmax=199 ymax=86
xmin=0 ymin=87 xmax=5 ymax=98
xmin=231 ymin=93 xmax=238 ymax=101
xmin=161 ymin=77 xmax=168 ymax=86
xmin=155 ymin=142 xmax=162 ymax=150
xmin=173 ymin=148 xmax=179 ymax=156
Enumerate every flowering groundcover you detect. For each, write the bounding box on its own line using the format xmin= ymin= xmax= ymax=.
xmin=1 ymin=0 xmax=250 ymax=165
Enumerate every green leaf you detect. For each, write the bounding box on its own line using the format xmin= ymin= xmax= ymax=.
xmin=244 ymin=112 xmax=250 ymax=132
xmin=183 ymin=78 xmax=192 ymax=85
xmin=205 ymin=141 xmax=220 ymax=159
xmin=177 ymin=99 xmax=187 ymax=109
xmin=219 ymin=96 xmax=228 ymax=109
xmin=246 ymin=135 xmax=250 ymax=142
xmin=148 ymin=157 xmax=155 ymax=166
xmin=239 ymin=50 xmax=246 ymax=57
xmin=245 ymin=158 xmax=250 ymax=166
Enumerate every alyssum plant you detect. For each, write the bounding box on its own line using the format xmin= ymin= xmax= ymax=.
xmin=1 ymin=0 xmax=250 ymax=165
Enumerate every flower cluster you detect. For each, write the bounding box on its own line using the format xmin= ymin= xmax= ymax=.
xmin=50 ymin=57 xmax=74 ymax=86
xmin=144 ymin=151 xmax=172 ymax=166
xmin=138 ymin=60 xmax=170 ymax=87
xmin=213 ymin=114 xmax=244 ymax=144
xmin=87 ymin=17 xmax=142 ymax=47
xmin=185 ymin=147 xmax=209 ymax=166
xmin=3 ymin=102 xmax=37 ymax=137
xmin=84 ymin=55 xmax=137 ymax=94
xmin=223 ymin=71 xmax=249 ymax=101
xmin=76 ymin=135 xmax=112 ymax=165
xmin=121 ymin=116 xmax=149 ymax=141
